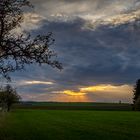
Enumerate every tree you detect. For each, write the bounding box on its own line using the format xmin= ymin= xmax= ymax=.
xmin=0 ymin=0 xmax=62 ymax=80
xmin=133 ymin=79 xmax=140 ymax=110
xmin=134 ymin=96 xmax=140 ymax=111
xmin=0 ymin=85 xmax=20 ymax=111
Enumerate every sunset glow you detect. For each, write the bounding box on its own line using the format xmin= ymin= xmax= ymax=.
xmin=62 ymin=90 xmax=86 ymax=96
xmin=56 ymin=84 xmax=132 ymax=99
xmin=80 ymin=84 xmax=132 ymax=93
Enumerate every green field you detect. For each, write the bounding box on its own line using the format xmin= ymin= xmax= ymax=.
xmin=0 ymin=108 xmax=140 ymax=140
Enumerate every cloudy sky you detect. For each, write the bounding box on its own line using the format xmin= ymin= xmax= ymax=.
xmin=7 ymin=0 xmax=140 ymax=103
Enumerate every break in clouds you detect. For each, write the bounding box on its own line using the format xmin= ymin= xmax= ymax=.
xmin=8 ymin=0 xmax=140 ymax=102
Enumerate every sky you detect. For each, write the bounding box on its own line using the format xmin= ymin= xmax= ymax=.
xmin=6 ymin=0 xmax=140 ymax=103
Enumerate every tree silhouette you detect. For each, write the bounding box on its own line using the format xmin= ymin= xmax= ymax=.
xmin=0 ymin=0 xmax=62 ymax=80
xmin=133 ymin=79 xmax=140 ymax=110
xmin=0 ymin=85 xmax=20 ymax=111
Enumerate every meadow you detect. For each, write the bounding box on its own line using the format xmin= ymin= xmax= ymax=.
xmin=0 ymin=103 xmax=140 ymax=140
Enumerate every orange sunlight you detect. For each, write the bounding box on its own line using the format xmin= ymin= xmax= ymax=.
xmin=61 ymin=84 xmax=132 ymax=96
xmin=62 ymin=90 xmax=87 ymax=96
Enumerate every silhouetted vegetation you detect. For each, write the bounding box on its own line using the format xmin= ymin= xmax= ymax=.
xmin=0 ymin=85 xmax=20 ymax=112
xmin=133 ymin=79 xmax=140 ymax=110
xmin=134 ymin=96 xmax=140 ymax=111
xmin=0 ymin=0 xmax=62 ymax=80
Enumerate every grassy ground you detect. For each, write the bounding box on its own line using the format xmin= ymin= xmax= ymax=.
xmin=0 ymin=109 xmax=140 ymax=140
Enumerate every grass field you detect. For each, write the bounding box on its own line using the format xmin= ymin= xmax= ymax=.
xmin=0 ymin=108 xmax=140 ymax=140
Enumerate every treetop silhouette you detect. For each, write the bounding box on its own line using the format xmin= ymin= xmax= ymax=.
xmin=0 ymin=0 xmax=62 ymax=80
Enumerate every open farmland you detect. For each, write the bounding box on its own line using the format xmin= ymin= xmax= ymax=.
xmin=14 ymin=102 xmax=133 ymax=111
xmin=0 ymin=103 xmax=140 ymax=140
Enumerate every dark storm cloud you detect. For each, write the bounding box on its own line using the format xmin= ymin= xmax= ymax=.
xmin=33 ymin=18 xmax=140 ymax=84
xmin=12 ymin=16 xmax=140 ymax=95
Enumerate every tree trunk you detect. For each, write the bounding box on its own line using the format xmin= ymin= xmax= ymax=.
xmin=7 ymin=105 xmax=10 ymax=112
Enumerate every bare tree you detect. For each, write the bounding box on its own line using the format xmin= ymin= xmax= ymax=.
xmin=0 ymin=0 xmax=62 ymax=80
